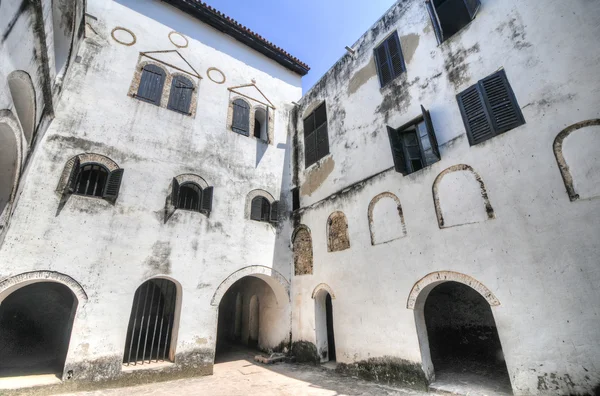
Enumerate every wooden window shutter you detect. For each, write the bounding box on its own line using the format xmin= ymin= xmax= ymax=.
xmin=171 ymin=177 xmax=180 ymax=209
xmin=479 ymin=70 xmax=525 ymax=135
xmin=270 ymin=201 xmax=279 ymax=223
xmin=232 ymin=99 xmax=250 ymax=136
xmin=168 ymin=75 xmax=194 ymax=114
xmin=201 ymin=186 xmax=213 ymax=213
xmin=386 ymin=33 xmax=406 ymax=78
xmin=66 ymin=156 xmax=81 ymax=194
xmin=261 ymin=199 xmax=271 ymax=221
xmin=457 ymin=84 xmax=494 ymax=145
xmin=386 ymin=126 xmax=407 ymax=175
xmin=421 ymin=105 xmax=440 ymax=160
xmin=137 ymin=64 xmax=165 ymax=105
xmin=103 ymin=168 xmax=124 ymax=203
xmin=426 ymin=0 xmax=444 ymax=44
xmin=375 ymin=42 xmax=392 ymax=86
xmin=265 ymin=107 xmax=270 ymax=143
xmin=463 ymin=0 xmax=481 ymax=20
xmin=250 ymin=197 xmax=263 ymax=220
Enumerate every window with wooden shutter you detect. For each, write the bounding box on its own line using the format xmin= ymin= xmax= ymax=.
xmin=427 ymin=0 xmax=481 ymax=44
xmin=177 ymin=182 xmax=202 ymax=212
xmin=270 ymin=201 xmax=279 ymax=223
xmin=200 ymin=186 xmax=213 ymax=214
xmin=374 ymin=32 xmax=406 ymax=87
xmin=167 ymin=75 xmax=194 ymax=115
xmin=387 ymin=107 xmax=441 ymax=175
xmin=136 ymin=64 xmax=166 ymax=106
xmin=458 ymin=69 xmax=525 ymax=146
xmin=103 ymin=168 xmax=124 ymax=203
xmin=303 ymin=102 xmax=329 ymax=168
xmin=232 ymin=99 xmax=250 ymax=136
xmin=75 ymin=164 xmax=109 ymax=197
xmin=250 ymin=196 xmax=271 ymax=222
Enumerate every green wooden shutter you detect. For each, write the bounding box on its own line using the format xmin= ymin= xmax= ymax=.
xmin=103 ymin=168 xmax=124 ymax=203
xmin=386 ymin=126 xmax=407 ymax=174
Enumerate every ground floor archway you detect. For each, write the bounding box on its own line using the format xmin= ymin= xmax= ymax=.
xmin=215 ymin=272 xmax=290 ymax=362
xmin=314 ymin=288 xmax=336 ymax=363
xmin=0 ymin=282 xmax=77 ymax=378
xmin=412 ymin=277 xmax=512 ymax=394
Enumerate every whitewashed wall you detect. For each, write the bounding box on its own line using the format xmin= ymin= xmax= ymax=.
xmin=290 ymin=0 xmax=600 ymax=395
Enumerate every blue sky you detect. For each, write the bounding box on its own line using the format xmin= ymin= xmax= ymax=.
xmin=203 ymin=0 xmax=395 ymax=93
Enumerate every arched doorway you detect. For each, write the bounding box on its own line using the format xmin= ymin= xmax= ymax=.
xmin=314 ymin=288 xmax=336 ymax=363
xmin=123 ymin=278 xmax=180 ymax=366
xmin=0 ymin=282 xmax=77 ymax=378
xmin=7 ymin=71 xmax=36 ymax=144
xmin=214 ymin=268 xmax=290 ymax=362
xmin=411 ymin=275 xmax=512 ymax=395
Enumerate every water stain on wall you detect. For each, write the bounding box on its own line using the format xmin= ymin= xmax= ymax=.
xmin=347 ymin=58 xmax=377 ymax=96
xmin=400 ymin=33 xmax=420 ymax=64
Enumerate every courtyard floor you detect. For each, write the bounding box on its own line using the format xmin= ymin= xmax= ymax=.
xmin=59 ymin=348 xmax=429 ymax=396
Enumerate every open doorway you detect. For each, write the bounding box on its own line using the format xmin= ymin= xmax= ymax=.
xmin=314 ymin=289 xmax=336 ymax=363
xmin=0 ymin=282 xmax=77 ymax=378
xmin=423 ymin=281 xmax=512 ymax=395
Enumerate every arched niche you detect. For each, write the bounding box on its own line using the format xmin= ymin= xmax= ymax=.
xmin=553 ymin=119 xmax=600 ymax=201
xmin=327 ymin=211 xmax=350 ymax=252
xmin=0 ymin=270 xmax=88 ymax=305
xmin=432 ymin=164 xmax=495 ymax=229
xmin=8 ymin=71 xmax=37 ymax=144
xmin=292 ymin=225 xmax=313 ymax=276
xmin=368 ymin=192 xmax=406 ymax=245
xmin=52 ymin=0 xmax=76 ymax=76
xmin=0 ymin=113 xmax=22 ymax=222
xmin=312 ymin=285 xmax=336 ymax=362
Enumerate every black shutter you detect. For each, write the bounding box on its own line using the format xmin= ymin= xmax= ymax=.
xmin=270 ymin=201 xmax=279 ymax=223
xmin=463 ymin=0 xmax=481 ymax=20
xmin=421 ymin=105 xmax=440 ymax=160
xmin=375 ymin=42 xmax=392 ymax=86
xmin=137 ymin=64 xmax=165 ymax=105
xmin=457 ymin=84 xmax=494 ymax=145
xmin=66 ymin=156 xmax=80 ymax=194
xmin=232 ymin=99 xmax=250 ymax=136
xmin=316 ymin=124 xmax=329 ymax=160
xmin=479 ymin=70 xmax=525 ymax=135
xmin=201 ymin=186 xmax=213 ymax=213
xmin=387 ymin=126 xmax=407 ymax=175
xmin=171 ymin=177 xmax=180 ymax=209
xmin=103 ymin=168 xmax=124 ymax=202
xmin=261 ymin=199 xmax=271 ymax=221
xmin=250 ymin=197 xmax=262 ymax=220
xmin=386 ymin=33 xmax=405 ymax=78
xmin=265 ymin=107 xmax=270 ymax=143
xmin=167 ymin=75 xmax=193 ymax=114
xmin=426 ymin=0 xmax=444 ymax=44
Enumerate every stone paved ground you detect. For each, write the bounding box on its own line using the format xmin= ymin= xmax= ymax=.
xmin=59 ymin=349 xmax=430 ymax=396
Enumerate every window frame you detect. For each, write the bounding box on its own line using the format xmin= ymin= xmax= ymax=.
xmin=303 ymin=102 xmax=329 ymax=169
xmin=374 ymin=31 xmax=407 ymax=88
xmin=167 ymin=74 xmax=194 ymax=115
xmin=74 ymin=162 xmax=110 ymax=198
xmin=426 ymin=0 xmax=481 ymax=44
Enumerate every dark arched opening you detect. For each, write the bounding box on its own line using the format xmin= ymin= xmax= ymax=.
xmin=75 ymin=163 xmax=109 ymax=197
xmin=0 ymin=282 xmax=77 ymax=378
xmin=424 ymin=281 xmax=512 ymax=394
xmin=314 ymin=289 xmax=336 ymax=363
xmin=178 ymin=182 xmax=202 ymax=212
xmin=123 ymin=279 xmax=178 ymax=366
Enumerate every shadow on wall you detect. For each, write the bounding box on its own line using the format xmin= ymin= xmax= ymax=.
xmin=113 ymin=0 xmax=301 ymax=87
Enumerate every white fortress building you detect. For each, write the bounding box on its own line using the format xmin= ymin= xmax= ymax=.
xmin=0 ymin=0 xmax=598 ymax=395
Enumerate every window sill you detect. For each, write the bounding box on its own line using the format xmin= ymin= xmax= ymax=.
xmin=122 ymin=361 xmax=174 ymax=372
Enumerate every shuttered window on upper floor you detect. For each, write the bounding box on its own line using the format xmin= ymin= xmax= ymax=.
xmin=171 ymin=179 xmax=213 ymax=215
xmin=303 ymin=102 xmax=329 ymax=168
xmin=387 ymin=105 xmax=440 ymax=175
xmin=168 ymin=75 xmax=194 ymax=115
xmin=426 ymin=0 xmax=480 ymax=44
xmin=374 ymin=32 xmax=406 ymax=87
xmin=136 ymin=64 xmax=166 ymax=106
xmin=457 ymin=69 xmax=525 ymax=146
xmin=250 ymin=196 xmax=279 ymax=223
xmin=232 ymin=99 xmax=250 ymax=136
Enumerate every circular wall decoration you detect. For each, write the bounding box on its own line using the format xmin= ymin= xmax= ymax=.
xmin=207 ymin=67 xmax=226 ymax=84
xmin=111 ymin=27 xmax=136 ymax=46
xmin=169 ymin=31 xmax=189 ymax=48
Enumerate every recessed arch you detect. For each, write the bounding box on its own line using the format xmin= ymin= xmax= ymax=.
xmin=327 ymin=211 xmax=350 ymax=252
xmin=56 ymin=153 xmax=120 ymax=195
xmin=432 ymin=164 xmax=495 ymax=229
xmin=52 ymin=0 xmax=76 ymax=76
xmin=7 ymin=70 xmax=37 ymax=144
xmin=0 ymin=270 xmax=87 ymax=305
xmin=368 ymin=192 xmax=406 ymax=245
xmin=311 ymin=283 xmax=336 ymax=299
xmin=0 ymin=111 xmax=22 ymax=224
xmin=245 ymin=189 xmax=276 ymax=219
xmin=293 ymin=225 xmax=313 ymax=276
xmin=553 ymin=119 xmax=600 ymax=201
xmin=406 ymin=271 xmax=500 ymax=310
xmin=211 ymin=265 xmax=289 ymax=307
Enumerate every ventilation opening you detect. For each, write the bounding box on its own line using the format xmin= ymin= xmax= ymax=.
xmin=0 ymin=282 xmax=77 ymax=378
xmin=424 ymin=281 xmax=512 ymax=394
xmin=123 ymin=279 xmax=178 ymax=366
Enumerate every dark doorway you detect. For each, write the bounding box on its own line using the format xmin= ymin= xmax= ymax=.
xmin=0 ymin=282 xmax=77 ymax=378
xmin=123 ymin=279 xmax=178 ymax=366
xmin=325 ymin=293 xmax=336 ymax=362
xmin=425 ymin=281 xmax=512 ymax=394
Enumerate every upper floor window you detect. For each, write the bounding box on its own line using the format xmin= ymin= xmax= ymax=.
xmin=303 ymin=102 xmax=329 ymax=168
xmin=426 ymin=0 xmax=480 ymax=44
xmin=457 ymin=69 xmax=525 ymax=146
xmin=168 ymin=75 xmax=194 ymax=115
xmin=253 ymin=108 xmax=269 ymax=142
xmin=232 ymin=99 xmax=251 ymax=136
xmin=172 ymin=179 xmax=213 ymax=214
xmin=136 ymin=64 xmax=166 ymax=106
xmin=75 ymin=164 xmax=109 ymax=197
xmin=387 ymin=105 xmax=440 ymax=175
xmin=374 ymin=32 xmax=406 ymax=87
xmin=250 ymin=196 xmax=279 ymax=224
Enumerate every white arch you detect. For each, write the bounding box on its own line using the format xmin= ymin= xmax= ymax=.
xmin=8 ymin=70 xmax=36 ymax=144
xmin=211 ymin=265 xmax=289 ymax=307
xmin=311 ymin=283 xmax=336 ymax=299
xmin=0 ymin=270 xmax=88 ymax=305
xmin=0 ymin=111 xmax=22 ymax=226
